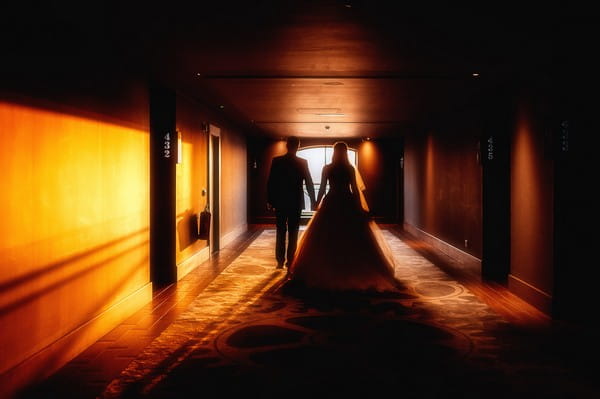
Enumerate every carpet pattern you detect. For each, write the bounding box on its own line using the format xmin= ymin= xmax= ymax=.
xmin=98 ymin=229 xmax=599 ymax=398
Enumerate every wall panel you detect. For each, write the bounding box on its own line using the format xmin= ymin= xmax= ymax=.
xmin=0 ymin=90 xmax=150 ymax=396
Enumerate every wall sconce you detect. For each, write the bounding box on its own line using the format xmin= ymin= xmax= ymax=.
xmin=177 ymin=130 xmax=182 ymax=164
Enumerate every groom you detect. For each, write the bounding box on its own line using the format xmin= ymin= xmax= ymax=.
xmin=267 ymin=136 xmax=316 ymax=269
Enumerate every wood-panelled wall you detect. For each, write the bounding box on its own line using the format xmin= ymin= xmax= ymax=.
xmin=220 ymin=128 xmax=248 ymax=243
xmin=175 ymin=96 xmax=209 ymax=267
xmin=509 ymin=90 xmax=555 ymax=313
xmin=0 ymin=86 xmax=151 ymax=396
xmin=404 ymin=116 xmax=483 ymax=259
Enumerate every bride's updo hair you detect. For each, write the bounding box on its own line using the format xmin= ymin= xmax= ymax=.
xmin=331 ymin=141 xmax=350 ymax=165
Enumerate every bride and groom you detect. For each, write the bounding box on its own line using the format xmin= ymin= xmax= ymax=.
xmin=267 ymin=136 xmax=399 ymax=292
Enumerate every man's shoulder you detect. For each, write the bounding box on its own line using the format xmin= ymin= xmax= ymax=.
xmin=273 ymin=154 xmax=308 ymax=169
xmin=271 ymin=155 xmax=286 ymax=165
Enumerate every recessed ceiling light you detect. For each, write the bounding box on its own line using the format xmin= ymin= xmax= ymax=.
xmin=219 ymin=105 xmax=225 ymax=109
xmin=472 ymin=73 xmax=480 ymax=77
xmin=296 ymin=108 xmax=341 ymax=114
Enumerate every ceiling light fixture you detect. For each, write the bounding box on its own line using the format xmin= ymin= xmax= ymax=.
xmin=297 ymin=108 xmax=341 ymax=114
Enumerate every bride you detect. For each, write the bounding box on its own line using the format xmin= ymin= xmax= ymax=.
xmin=287 ymin=141 xmax=400 ymax=292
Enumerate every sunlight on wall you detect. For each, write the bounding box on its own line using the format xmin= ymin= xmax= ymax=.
xmin=176 ymin=132 xmax=208 ymax=265
xmin=0 ymin=101 xmax=150 ymax=378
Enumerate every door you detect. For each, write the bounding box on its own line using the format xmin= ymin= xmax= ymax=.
xmin=208 ymin=125 xmax=221 ymax=254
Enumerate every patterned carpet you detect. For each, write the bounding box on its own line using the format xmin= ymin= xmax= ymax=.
xmin=99 ymin=229 xmax=599 ymax=398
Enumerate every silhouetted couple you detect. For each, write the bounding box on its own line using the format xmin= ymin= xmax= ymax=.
xmin=267 ymin=137 xmax=399 ymax=292
xmin=267 ymin=136 xmax=316 ymax=269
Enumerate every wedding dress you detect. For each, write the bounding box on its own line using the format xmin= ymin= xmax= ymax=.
xmin=287 ymin=161 xmax=399 ymax=292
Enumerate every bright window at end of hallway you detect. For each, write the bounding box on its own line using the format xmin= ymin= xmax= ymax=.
xmin=297 ymin=145 xmax=358 ymax=213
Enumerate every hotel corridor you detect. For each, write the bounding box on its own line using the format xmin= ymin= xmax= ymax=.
xmin=17 ymin=226 xmax=600 ymax=399
xmin=2 ymin=2 xmax=597 ymax=398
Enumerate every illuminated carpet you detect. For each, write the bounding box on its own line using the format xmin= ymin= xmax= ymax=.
xmin=99 ymin=229 xmax=599 ymax=399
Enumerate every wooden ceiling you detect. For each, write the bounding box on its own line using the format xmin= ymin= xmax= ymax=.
xmin=4 ymin=1 xmax=563 ymax=139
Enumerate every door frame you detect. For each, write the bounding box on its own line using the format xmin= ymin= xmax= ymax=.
xmin=208 ymin=124 xmax=221 ymax=254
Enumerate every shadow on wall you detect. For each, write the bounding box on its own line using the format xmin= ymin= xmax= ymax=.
xmin=0 ymin=228 xmax=150 ymax=398
xmin=177 ymin=210 xmax=199 ymax=251
xmin=0 ymin=228 xmax=149 ymax=318
xmin=9 ymin=255 xmax=149 ymax=399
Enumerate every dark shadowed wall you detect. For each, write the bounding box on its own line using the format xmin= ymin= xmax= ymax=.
xmin=404 ymin=113 xmax=483 ymax=259
xmin=509 ymin=89 xmax=555 ymax=313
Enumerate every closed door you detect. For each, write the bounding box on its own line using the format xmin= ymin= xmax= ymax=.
xmin=209 ymin=125 xmax=221 ymax=253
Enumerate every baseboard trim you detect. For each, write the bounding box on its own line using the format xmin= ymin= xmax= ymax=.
xmin=403 ymin=222 xmax=481 ymax=277
xmin=177 ymin=246 xmax=210 ymax=280
xmin=0 ymin=282 xmax=153 ymax=399
xmin=508 ymin=274 xmax=553 ymax=315
xmin=220 ymin=224 xmax=248 ymax=249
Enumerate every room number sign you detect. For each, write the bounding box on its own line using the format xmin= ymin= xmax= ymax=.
xmin=164 ymin=132 xmax=171 ymax=158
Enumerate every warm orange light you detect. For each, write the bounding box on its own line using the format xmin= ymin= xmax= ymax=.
xmin=175 ymin=114 xmax=209 ymax=267
xmin=424 ymin=134 xmax=436 ymax=229
xmin=0 ymin=100 xmax=150 ymax=379
xmin=177 ymin=130 xmax=183 ymax=164
xmin=275 ymin=139 xmax=287 ymax=155
xmin=511 ymin=108 xmax=552 ymax=282
xmin=360 ymin=140 xmax=375 ymax=161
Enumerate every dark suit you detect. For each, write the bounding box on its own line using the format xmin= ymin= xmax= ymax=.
xmin=267 ymin=153 xmax=315 ymax=266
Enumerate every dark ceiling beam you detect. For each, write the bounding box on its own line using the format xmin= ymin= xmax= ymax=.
xmin=254 ymin=121 xmax=406 ymax=124
xmin=197 ymin=74 xmax=475 ymax=80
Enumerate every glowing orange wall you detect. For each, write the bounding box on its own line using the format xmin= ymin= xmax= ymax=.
xmin=174 ymin=97 xmax=247 ymax=263
xmin=175 ymin=97 xmax=208 ymax=265
xmin=0 ymin=97 xmax=150 ymax=390
xmin=357 ymin=139 xmax=402 ymax=220
xmin=221 ymin=128 xmax=248 ymax=237
xmin=510 ymin=95 xmax=554 ymax=311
